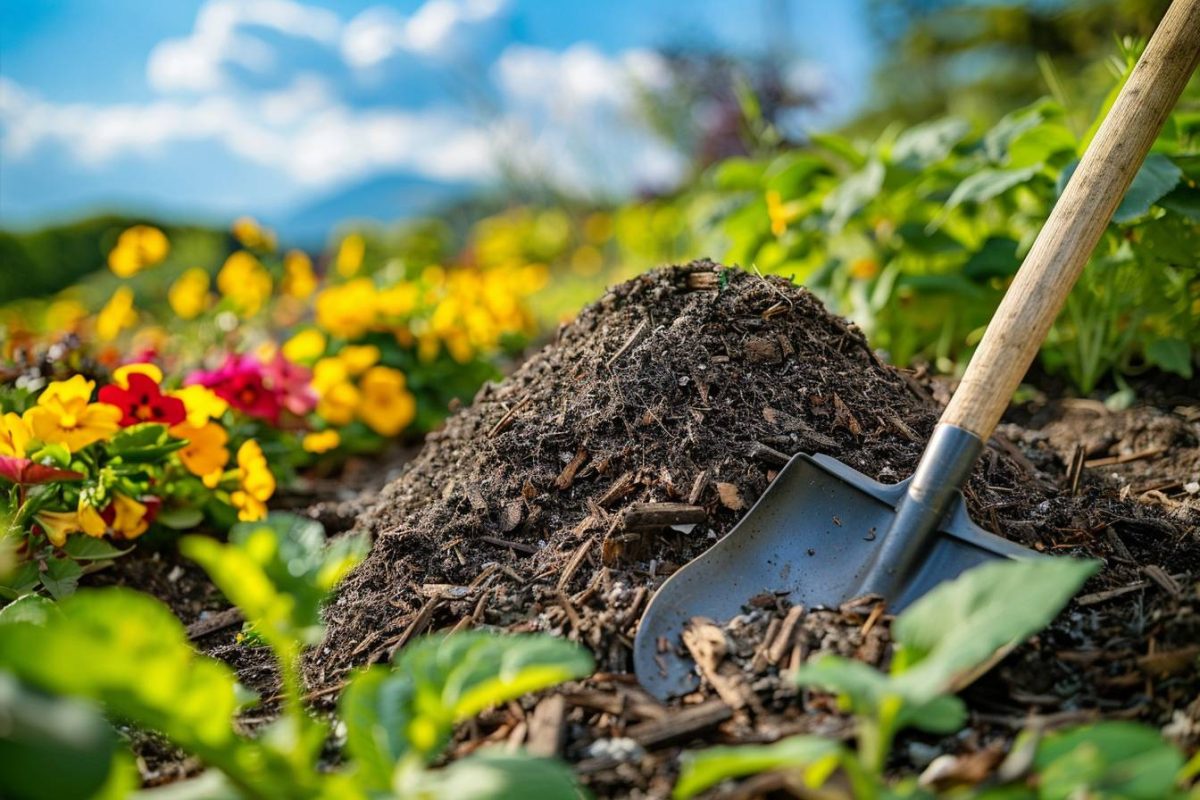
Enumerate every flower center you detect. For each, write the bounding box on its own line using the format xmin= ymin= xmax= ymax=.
xmin=60 ymin=412 xmax=78 ymax=428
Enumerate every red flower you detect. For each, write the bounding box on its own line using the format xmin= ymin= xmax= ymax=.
xmin=98 ymin=372 xmax=186 ymax=428
xmin=0 ymin=455 xmax=84 ymax=485
xmin=262 ymin=352 xmax=317 ymax=417
xmin=185 ymin=354 xmax=281 ymax=423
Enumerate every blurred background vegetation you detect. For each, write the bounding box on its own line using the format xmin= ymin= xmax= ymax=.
xmin=2 ymin=0 xmax=1197 ymax=398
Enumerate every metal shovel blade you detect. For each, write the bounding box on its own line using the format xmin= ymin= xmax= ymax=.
xmin=633 ymin=452 xmax=1035 ymax=700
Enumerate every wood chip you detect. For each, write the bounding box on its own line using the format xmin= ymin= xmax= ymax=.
xmin=598 ymin=472 xmax=637 ymax=507
xmin=716 ymin=482 xmax=745 ymax=511
xmin=682 ymin=618 xmax=756 ymax=711
xmin=186 ymin=607 xmax=243 ymax=640
xmin=767 ymin=605 xmax=805 ymax=666
xmin=622 ymin=502 xmax=707 ymax=530
xmin=525 ymin=695 xmax=566 ymax=757
xmin=627 ymin=699 xmax=732 ymax=748
xmin=687 ymin=469 xmax=710 ymax=505
xmin=557 ymin=536 xmax=595 ymax=590
xmin=480 ymin=535 xmax=539 ymax=555
xmin=555 ymin=447 xmax=590 ymax=491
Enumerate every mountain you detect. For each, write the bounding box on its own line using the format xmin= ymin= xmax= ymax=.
xmin=271 ymin=173 xmax=477 ymax=246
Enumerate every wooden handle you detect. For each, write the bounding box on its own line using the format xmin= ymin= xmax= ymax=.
xmin=942 ymin=0 xmax=1200 ymax=439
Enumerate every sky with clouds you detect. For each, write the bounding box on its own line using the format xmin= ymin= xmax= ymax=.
xmin=0 ymin=0 xmax=873 ymax=227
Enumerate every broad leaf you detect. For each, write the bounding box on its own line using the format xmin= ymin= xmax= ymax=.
xmin=891 ymin=558 xmax=1099 ymax=701
xmin=40 ymin=557 xmax=83 ymax=599
xmin=1034 ymin=722 xmax=1184 ymax=800
xmin=0 ymin=593 xmax=55 ymax=625
xmin=107 ymin=423 xmax=186 ymax=462
xmin=62 ymin=536 xmax=134 ymax=561
xmin=0 ymin=673 xmax=119 ymax=800
xmin=0 ymin=456 xmax=83 ymax=485
xmin=793 ymin=654 xmax=966 ymax=733
xmin=1112 ymin=154 xmax=1182 ymax=223
xmin=340 ymin=631 xmax=593 ymax=781
xmin=963 ymin=237 xmax=1021 ymax=281
xmin=0 ymin=588 xmax=241 ymax=753
xmin=674 ymin=735 xmax=842 ymax=799
xmin=1145 ymin=337 xmax=1193 ymax=379
xmin=943 ymin=166 xmax=1040 ymax=212
xmin=892 ymin=118 xmax=969 ymax=170
xmin=824 ymin=160 xmax=885 ymax=232
xmin=182 ymin=513 xmax=367 ymax=648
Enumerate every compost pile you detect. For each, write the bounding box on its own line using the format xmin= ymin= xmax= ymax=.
xmin=312 ymin=262 xmax=1198 ymax=797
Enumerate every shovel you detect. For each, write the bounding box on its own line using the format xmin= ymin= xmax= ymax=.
xmin=634 ymin=0 xmax=1200 ymax=701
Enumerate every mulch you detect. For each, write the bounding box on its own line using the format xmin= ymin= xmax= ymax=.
xmin=87 ymin=262 xmax=1199 ymax=796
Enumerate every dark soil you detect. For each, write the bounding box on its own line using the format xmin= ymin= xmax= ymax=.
xmin=294 ymin=262 xmax=1200 ymax=797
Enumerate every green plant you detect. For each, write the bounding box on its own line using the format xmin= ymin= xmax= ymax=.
xmin=0 ymin=513 xmax=594 ymax=799
xmin=673 ymin=557 xmax=1200 ymax=799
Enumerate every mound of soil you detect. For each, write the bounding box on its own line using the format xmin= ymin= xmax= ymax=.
xmin=310 ymin=263 xmax=1198 ymax=796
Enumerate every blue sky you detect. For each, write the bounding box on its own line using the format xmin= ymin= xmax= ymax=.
xmin=0 ymin=0 xmax=873 ymax=228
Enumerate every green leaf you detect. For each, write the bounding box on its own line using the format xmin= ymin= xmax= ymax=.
xmin=984 ymin=103 xmax=1049 ymax=164
xmin=810 ymin=132 xmax=867 ymax=169
xmin=155 ymin=507 xmax=205 ymax=530
xmin=106 ymin=423 xmax=186 ymax=462
xmin=0 ymin=593 xmax=56 ymax=626
xmin=62 ymin=536 xmax=134 ymax=561
xmin=673 ymin=736 xmax=842 ymax=799
xmin=1145 ymin=338 xmax=1193 ymax=379
xmin=183 ymin=513 xmax=368 ymax=649
xmin=963 ymin=237 xmax=1021 ymax=281
xmin=340 ymin=632 xmax=593 ymax=782
xmin=0 ymin=673 xmax=120 ymax=800
xmin=1034 ymin=722 xmax=1184 ymax=800
xmin=943 ymin=166 xmax=1040 ymax=212
xmin=891 ymin=118 xmax=969 ymax=170
xmin=1113 ymin=154 xmax=1182 ymax=223
xmin=793 ymin=654 xmax=965 ymax=734
xmin=712 ymin=158 xmax=766 ymax=191
xmin=1007 ymin=121 xmax=1076 ymax=169
xmin=824 ymin=160 xmax=885 ymax=232
xmin=41 ymin=557 xmax=82 ymax=599
xmin=0 ymin=588 xmax=241 ymax=754
xmin=415 ymin=750 xmax=585 ymax=800
xmin=891 ymin=558 xmax=1099 ymax=701
xmin=0 ymin=562 xmax=40 ymax=601
xmin=764 ymin=153 xmax=827 ymax=196
xmin=1160 ymin=184 xmax=1200 ymax=222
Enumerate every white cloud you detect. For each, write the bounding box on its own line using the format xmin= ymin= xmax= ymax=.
xmin=147 ymin=0 xmax=341 ymax=92
xmin=1 ymin=0 xmax=686 ymax=203
xmin=491 ymin=44 xmax=685 ymax=196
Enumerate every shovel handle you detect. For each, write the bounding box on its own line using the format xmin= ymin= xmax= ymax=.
xmin=941 ymin=0 xmax=1200 ymax=440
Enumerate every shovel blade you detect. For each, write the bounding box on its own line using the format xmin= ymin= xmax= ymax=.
xmin=633 ymin=453 xmax=1035 ymax=700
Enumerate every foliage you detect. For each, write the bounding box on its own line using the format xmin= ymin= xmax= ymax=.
xmin=672 ymin=556 xmax=1197 ymax=799
xmin=0 ymin=513 xmax=594 ymax=799
xmin=690 ymin=45 xmax=1199 ymax=391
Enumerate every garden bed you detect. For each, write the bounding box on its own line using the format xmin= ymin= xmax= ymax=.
xmin=96 ymin=263 xmax=1199 ymax=796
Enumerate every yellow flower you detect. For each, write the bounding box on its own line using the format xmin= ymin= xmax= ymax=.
xmin=108 ymin=225 xmax=169 ymax=278
xmin=766 ymin=190 xmax=802 ymax=237
xmin=232 ymin=217 xmax=276 ymax=251
xmin=110 ymin=494 xmax=151 ymax=540
xmin=0 ymin=412 xmax=31 ymax=458
xmin=338 ymin=344 xmax=379 ymax=375
xmin=217 ymin=251 xmax=273 ymax=317
xmin=849 ymin=258 xmax=881 ymax=280
xmin=377 ymin=283 xmax=419 ymax=317
xmin=169 ymin=268 xmax=211 ymax=319
xmin=170 ymin=385 xmax=229 ymax=427
xmin=170 ymin=421 xmax=229 ymax=486
xmin=317 ymin=381 xmax=360 ymax=426
xmin=282 ymin=250 xmax=317 ymax=299
xmin=231 ymin=440 xmax=275 ymax=521
xmin=357 ymin=366 xmax=415 ymax=437
xmin=96 ymin=286 xmax=136 ymax=342
xmin=302 ymin=429 xmax=340 ymax=454
xmin=45 ymin=299 xmax=88 ymax=332
xmin=24 ymin=375 xmax=121 ymax=452
xmin=77 ymin=499 xmax=107 ymax=539
xmin=36 ymin=510 xmax=84 ymax=547
xmin=335 ymin=233 xmax=366 ymax=277
xmin=112 ymin=362 xmax=163 ymax=388
xmin=283 ymin=329 xmax=327 ymax=364
xmin=315 ymin=279 xmax=377 ymax=339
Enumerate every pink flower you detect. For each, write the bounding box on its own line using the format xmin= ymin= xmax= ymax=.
xmin=186 ymin=354 xmax=281 ymax=423
xmin=262 ymin=352 xmax=317 ymax=417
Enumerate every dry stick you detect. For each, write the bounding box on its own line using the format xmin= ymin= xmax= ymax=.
xmin=557 ymin=536 xmax=595 ymax=590
xmin=487 ymin=395 xmax=531 ymax=438
xmin=479 ymin=535 xmax=539 ymax=555
xmin=186 ymin=607 xmax=243 ymax=640
xmin=605 ymin=317 xmax=648 ymax=370
xmin=1084 ymin=446 xmax=1169 ymax=469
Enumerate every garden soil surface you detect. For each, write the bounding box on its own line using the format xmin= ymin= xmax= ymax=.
xmin=97 ymin=262 xmax=1200 ymax=796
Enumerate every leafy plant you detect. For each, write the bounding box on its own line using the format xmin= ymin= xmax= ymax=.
xmin=671 ymin=557 xmax=1193 ymax=799
xmin=0 ymin=513 xmax=594 ymax=799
